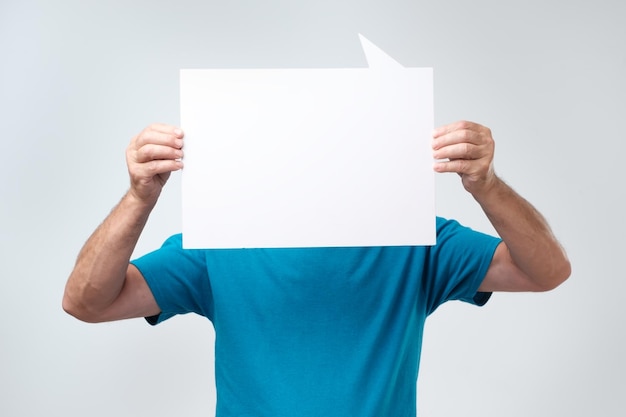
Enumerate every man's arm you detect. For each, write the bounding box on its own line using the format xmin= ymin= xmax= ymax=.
xmin=62 ymin=124 xmax=184 ymax=322
xmin=432 ymin=121 xmax=571 ymax=292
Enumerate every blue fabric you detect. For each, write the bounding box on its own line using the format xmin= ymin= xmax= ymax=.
xmin=131 ymin=217 xmax=500 ymax=417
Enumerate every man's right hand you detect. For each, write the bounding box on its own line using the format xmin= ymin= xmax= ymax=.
xmin=126 ymin=123 xmax=184 ymax=204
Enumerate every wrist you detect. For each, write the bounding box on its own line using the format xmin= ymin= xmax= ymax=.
xmin=469 ymin=173 xmax=504 ymax=205
xmin=125 ymin=188 xmax=160 ymax=213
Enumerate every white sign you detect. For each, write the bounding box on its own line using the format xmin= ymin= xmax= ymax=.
xmin=180 ymin=35 xmax=434 ymax=249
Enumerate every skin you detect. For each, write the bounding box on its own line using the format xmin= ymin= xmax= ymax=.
xmin=62 ymin=121 xmax=571 ymax=323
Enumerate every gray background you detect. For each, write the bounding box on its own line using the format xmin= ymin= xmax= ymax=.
xmin=1 ymin=0 xmax=624 ymax=416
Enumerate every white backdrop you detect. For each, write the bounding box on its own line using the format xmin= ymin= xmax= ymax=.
xmin=1 ymin=1 xmax=624 ymax=416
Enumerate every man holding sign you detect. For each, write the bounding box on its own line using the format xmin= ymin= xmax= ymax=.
xmin=63 ymin=37 xmax=570 ymax=417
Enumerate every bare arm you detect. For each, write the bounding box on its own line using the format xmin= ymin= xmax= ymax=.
xmin=432 ymin=121 xmax=571 ymax=292
xmin=63 ymin=124 xmax=184 ymax=322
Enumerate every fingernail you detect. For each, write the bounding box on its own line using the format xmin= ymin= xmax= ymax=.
xmin=174 ymin=128 xmax=183 ymax=136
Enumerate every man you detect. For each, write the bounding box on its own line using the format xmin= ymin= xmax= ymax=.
xmin=63 ymin=120 xmax=570 ymax=416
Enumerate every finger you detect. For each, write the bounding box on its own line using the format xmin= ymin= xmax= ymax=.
xmin=134 ymin=130 xmax=183 ymax=150
xmin=433 ymin=142 xmax=484 ymax=161
xmin=134 ymin=159 xmax=183 ymax=179
xmin=432 ymin=120 xmax=483 ymax=138
xmin=433 ymin=158 xmax=473 ymax=175
xmin=134 ymin=143 xmax=183 ymax=164
xmin=134 ymin=125 xmax=184 ymax=149
xmin=432 ymin=128 xmax=484 ymax=151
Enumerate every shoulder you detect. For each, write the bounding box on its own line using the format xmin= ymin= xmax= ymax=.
xmin=436 ymin=216 xmax=498 ymax=243
xmin=432 ymin=217 xmax=501 ymax=269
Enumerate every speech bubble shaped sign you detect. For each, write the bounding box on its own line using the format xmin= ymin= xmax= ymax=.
xmin=180 ymin=35 xmax=434 ymax=249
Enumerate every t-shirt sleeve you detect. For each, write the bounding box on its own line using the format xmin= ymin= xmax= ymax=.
xmin=424 ymin=217 xmax=502 ymax=315
xmin=130 ymin=234 xmax=214 ymax=325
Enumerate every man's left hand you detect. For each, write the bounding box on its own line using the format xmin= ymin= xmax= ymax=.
xmin=432 ymin=120 xmax=497 ymax=197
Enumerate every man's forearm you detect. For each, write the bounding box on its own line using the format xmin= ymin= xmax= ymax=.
xmin=63 ymin=191 xmax=156 ymax=318
xmin=474 ymin=176 xmax=571 ymax=290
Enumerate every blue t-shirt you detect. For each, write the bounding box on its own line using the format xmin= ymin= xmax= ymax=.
xmin=131 ymin=217 xmax=500 ymax=417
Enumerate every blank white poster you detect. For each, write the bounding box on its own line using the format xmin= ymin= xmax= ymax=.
xmin=180 ymin=35 xmax=434 ymax=248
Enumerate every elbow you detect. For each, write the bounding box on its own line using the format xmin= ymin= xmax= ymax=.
xmin=535 ymin=257 xmax=572 ymax=292
xmin=62 ymin=293 xmax=90 ymax=323
xmin=62 ymin=287 xmax=106 ymax=324
xmin=62 ymin=293 xmax=81 ymax=321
